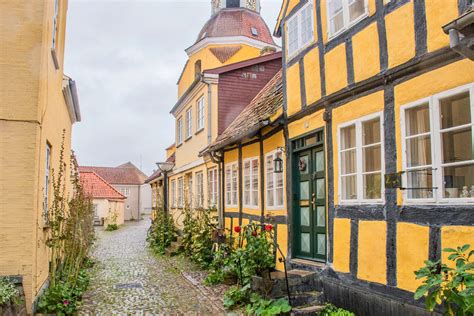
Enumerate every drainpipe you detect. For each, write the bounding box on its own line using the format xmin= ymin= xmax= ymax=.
xmin=206 ymin=82 xmax=212 ymax=145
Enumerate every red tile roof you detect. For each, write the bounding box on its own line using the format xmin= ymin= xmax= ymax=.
xmin=80 ymin=171 xmax=126 ymax=200
xmin=208 ymin=70 xmax=283 ymax=151
xmin=79 ymin=162 xmax=147 ymax=185
xmin=210 ymin=46 xmax=242 ymax=63
xmin=196 ymin=8 xmax=275 ymax=46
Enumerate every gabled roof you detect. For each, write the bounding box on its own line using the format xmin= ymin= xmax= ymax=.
xmin=80 ymin=171 xmax=126 ymax=200
xmin=145 ymin=154 xmax=176 ymax=184
xmin=79 ymin=162 xmax=148 ymax=185
xmin=208 ymin=69 xmax=283 ymax=152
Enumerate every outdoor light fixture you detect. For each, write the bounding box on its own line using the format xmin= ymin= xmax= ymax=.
xmin=156 ymin=162 xmax=174 ymax=173
xmin=274 ymin=147 xmax=285 ymax=174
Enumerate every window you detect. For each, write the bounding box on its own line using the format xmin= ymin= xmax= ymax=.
xmin=43 ymin=143 xmax=52 ymax=221
xmin=186 ymin=108 xmax=192 ymax=139
xmin=402 ymin=84 xmax=474 ymax=203
xmin=287 ymin=2 xmax=314 ymax=57
xmin=196 ymin=172 xmax=204 ymax=208
xmin=187 ymin=175 xmax=193 ymax=206
xmin=119 ymin=187 xmax=130 ymax=197
xmin=93 ymin=204 xmax=98 ymax=217
xmin=339 ymin=113 xmax=384 ymax=203
xmin=208 ymin=168 xmax=219 ymax=207
xmin=197 ymin=97 xmax=205 ymax=131
xmin=52 ymin=0 xmax=59 ymax=50
xmin=327 ymin=0 xmax=367 ymax=37
xmin=225 ymin=163 xmax=238 ymax=207
xmin=177 ymin=177 xmax=184 ymax=207
xmin=177 ymin=117 xmax=183 ymax=144
xmin=171 ymin=180 xmax=177 ymax=207
xmin=195 ymin=60 xmax=202 ymax=79
xmin=266 ymin=152 xmax=284 ymax=209
xmin=243 ymin=158 xmax=259 ymax=208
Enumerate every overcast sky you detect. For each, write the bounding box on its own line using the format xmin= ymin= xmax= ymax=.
xmin=65 ymin=0 xmax=282 ymax=175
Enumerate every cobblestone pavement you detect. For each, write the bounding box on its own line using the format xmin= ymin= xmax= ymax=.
xmin=78 ymin=220 xmax=226 ymax=315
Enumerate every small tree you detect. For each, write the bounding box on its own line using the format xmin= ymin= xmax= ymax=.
xmin=414 ymin=244 xmax=474 ymax=315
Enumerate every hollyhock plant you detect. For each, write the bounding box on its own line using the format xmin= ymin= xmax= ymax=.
xmin=234 ymin=226 xmax=241 ymax=233
xmin=265 ymin=224 xmax=273 ymax=232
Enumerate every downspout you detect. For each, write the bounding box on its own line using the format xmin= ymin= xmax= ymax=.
xmin=259 ymin=132 xmax=265 ymax=224
xmin=205 ymin=81 xmax=212 ymax=145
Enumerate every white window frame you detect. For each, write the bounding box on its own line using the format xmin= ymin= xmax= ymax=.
xmin=171 ymin=179 xmax=177 ymax=208
xmin=243 ymin=157 xmax=259 ymax=209
xmin=185 ymin=108 xmax=193 ymax=139
xmin=286 ymin=2 xmax=314 ymax=58
xmin=52 ymin=0 xmax=59 ymax=50
xmin=195 ymin=172 xmax=204 ymax=208
xmin=177 ymin=117 xmax=183 ymax=145
xmin=401 ymin=83 xmax=474 ymax=205
xmin=337 ymin=112 xmax=385 ymax=205
xmin=177 ymin=177 xmax=184 ymax=208
xmin=43 ymin=143 xmax=52 ymax=221
xmin=196 ymin=97 xmax=205 ymax=132
xmin=225 ymin=162 xmax=238 ymax=207
xmin=208 ymin=168 xmax=219 ymax=208
xmin=327 ymin=0 xmax=369 ymax=39
xmin=265 ymin=151 xmax=285 ymax=210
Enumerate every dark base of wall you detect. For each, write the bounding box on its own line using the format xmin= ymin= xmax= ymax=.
xmin=321 ymin=277 xmax=439 ymax=316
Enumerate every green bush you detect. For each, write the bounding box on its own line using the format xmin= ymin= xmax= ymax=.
xmin=147 ymin=208 xmax=176 ymax=255
xmin=223 ymin=284 xmax=251 ymax=310
xmin=414 ymin=244 xmax=474 ymax=315
xmin=0 ymin=278 xmax=21 ymax=306
xmin=245 ymin=293 xmax=291 ymax=315
xmin=318 ymin=304 xmax=354 ymax=316
xmin=105 ymin=224 xmax=118 ymax=231
xmin=37 ymin=268 xmax=90 ymax=315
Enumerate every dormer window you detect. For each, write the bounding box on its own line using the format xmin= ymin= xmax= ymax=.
xmin=227 ymin=0 xmax=240 ymax=8
xmin=251 ymin=27 xmax=258 ymax=36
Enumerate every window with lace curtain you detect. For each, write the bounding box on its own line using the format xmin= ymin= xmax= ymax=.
xmin=266 ymin=151 xmax=284 ymax=209
xmin=225 ymin=163 xmax=238 ymax=207
xmin=243 ymin=157 xmax=259 ymax=208
xmin=401 ymin=84 xmax=474 ymax=203
xmin=327 ymin=0 xmax=367 ymax=37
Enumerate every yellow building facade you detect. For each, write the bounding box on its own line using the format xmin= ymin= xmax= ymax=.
xmin=275 ymin=0 xmax=474 ymax=314
xmin=168 ymin=0 xmax=279 ymax=228
xmin=0 ymin=0 xmax=80 ymax=313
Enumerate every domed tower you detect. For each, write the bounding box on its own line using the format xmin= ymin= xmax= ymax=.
xmin=177 ymin=0 xmax=279 ymax=96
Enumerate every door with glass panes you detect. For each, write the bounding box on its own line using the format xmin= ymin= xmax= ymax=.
xmin=294 ymin=144 xmax=326 ymax=261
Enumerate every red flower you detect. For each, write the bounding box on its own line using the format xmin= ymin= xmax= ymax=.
xmin=265 ymin=224 xmax=273 ymax=232
xmin=63 ymin=300 xmax=70 ymax=306
xmin=251 ymin=230 xmax=258 ymax=237
xmin=234 ymin=226 xmax=241 ymax=233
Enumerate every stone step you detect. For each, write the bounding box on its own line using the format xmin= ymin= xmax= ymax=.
xmin=252 ymin=269 xmax=322 ymax=298
xmin=291 ymin=304 xmax=325 ymax=316
xmin=164 ymin=248 xmax=179 ymax=257
xmin=289 ymin=291 xmax=323 ymax=308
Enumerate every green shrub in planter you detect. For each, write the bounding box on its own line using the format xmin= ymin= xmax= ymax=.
xmin=0 ymin=278 xmax=21 ymax=306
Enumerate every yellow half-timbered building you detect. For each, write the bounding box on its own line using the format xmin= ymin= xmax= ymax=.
xmin=273 ymin=0 xmax=474 ymax=314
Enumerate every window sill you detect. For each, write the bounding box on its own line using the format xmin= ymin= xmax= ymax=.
xmin=287 ymin=40 xmax=315 ymax=62
xmin=243 ymin=205 xmax=259 ymax=210
xmin=338 ymin=201 xmax=384 ymax=206
xmin=403 ymin=200 xmax=474 ymax=206
xmin=51 ymin=48 xmax=59 ymax=70
xmin=176 ymin=142 xmax=183 ymax=149
xmin=266 ymin=206 xmax=285 ymax=211
xmin=184 ymin=136 xmax=192 ymax=142
xmin=195 ymin=128 xmax=204 ymax=136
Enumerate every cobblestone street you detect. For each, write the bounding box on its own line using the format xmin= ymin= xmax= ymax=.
xmin=78 ymin=220 xmax=226 ymax=315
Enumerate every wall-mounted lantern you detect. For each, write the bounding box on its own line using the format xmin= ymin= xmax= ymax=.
xmin=274 ymin=146 xmax=285 ymax=174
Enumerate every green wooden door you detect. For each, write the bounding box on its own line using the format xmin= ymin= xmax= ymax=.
xmin=294 ymin=147 xmax=326 ymax=261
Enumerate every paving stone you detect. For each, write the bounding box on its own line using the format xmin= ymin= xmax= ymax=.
xmin=77 ymin=220 xmax=225 ymax=315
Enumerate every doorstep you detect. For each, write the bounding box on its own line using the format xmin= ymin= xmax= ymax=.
xmin=290 ymin=258 xmax=326 ymax=272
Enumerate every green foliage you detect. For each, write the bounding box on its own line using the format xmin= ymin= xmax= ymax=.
xmin=414 ymin=244 xmax=474 ymax=315
xmin=223 ymin=284 xmax=251 ymax=310
xmin=182 ymin=206 xmax=218 ymax=268
xmin=205 ymin=242 xmax=236 ymax=285
xmin=0 ymin=278 xmax=21 ymax=306
xmin=317 ymin=304 xmax=354 ymax=316
xmin=245 ymin=293 xmax=292 ymax=315
xmin=38 ymin=268 xmax=90 ymax=315
xmin=204 ymin=269 xmax=225 ymax=285
xmin=147 ymin=208 xmax=176 ymax=255
xmin=231 ymin=223 xmax=275 ymax=285
xmin=105 ymin=224 xmax=119 ymax=231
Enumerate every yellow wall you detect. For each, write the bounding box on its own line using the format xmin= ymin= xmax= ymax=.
xmin=385 ymin=2 xmax=415 ymax=68
xmin=441 ymin=226 xmax=474 ymax=268
xmin=325 ymin=43 xmax=347 ymax=95
xmin=352 ymin=23 xmax=380 ymax=83
xmin=303 ymin=47 xmax=321 ymax=105
xmin=178 ymin=45 xmax=263 ymax=98
xmin=286 ymin=62 xmax=301 ymax=116
xmin=357 ymin=221 xmax=387 ymax=285
xmin=0 ymin=0 xmax=76 ymax=312
xmin=425 ymin=0 xmax=459 ymax=52
xmin=288 ymin=109 xmax=325 ymax=139
xmin=396 ymin=223 xmax=429 ymax=292
xmin=333 ymin=218 xmax=351 ymax=273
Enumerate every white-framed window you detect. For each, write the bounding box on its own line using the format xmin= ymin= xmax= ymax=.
xmin=196 ymin=97 xmax=205 ymax=131
xmin=93 ymin=204 xmax=98 ymax=217
xmin=338 ymin=113 xmax=384 ymax=203
xmin=225 ymin=162 xmax=238 ymax=207
xmin=177 ymin=117 xmax=183 ymax=145
xmin=186 ymin=108 xmax=193 ymax=139
xmin=177 ymin=177 xmax=184 ymax=207
xmin=52 ymin=0 xmax=59 ymax=50
xmin=208 ymin=168 xmax=219 ymax=207
xmin=119 ymin=187 xmax=130 ymax=197
xmin=196 ymin=172 xmax=204 ymax=208
xmin=287 ymin=2 xmax=314 ymax=57
xmin=401 ymin=84 xmax=474 ymax=204
xmin=243 ymin=157 xmax=259 ymax=208
xmin=327 ymin=0 xmax=368 ymax=38
xmin=43 ymin=143 xmax=52 ymax=221
xmin=171 ymin=179 xmax=177 ymax=207
xmin=266 ymin=151 xmax=284 ymax=209
xmin=187 ymin=175 xmax=193 ymax=206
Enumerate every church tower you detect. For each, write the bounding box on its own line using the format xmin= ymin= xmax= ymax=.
xmin=177 ymin=0 xmax=278 ymax=97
